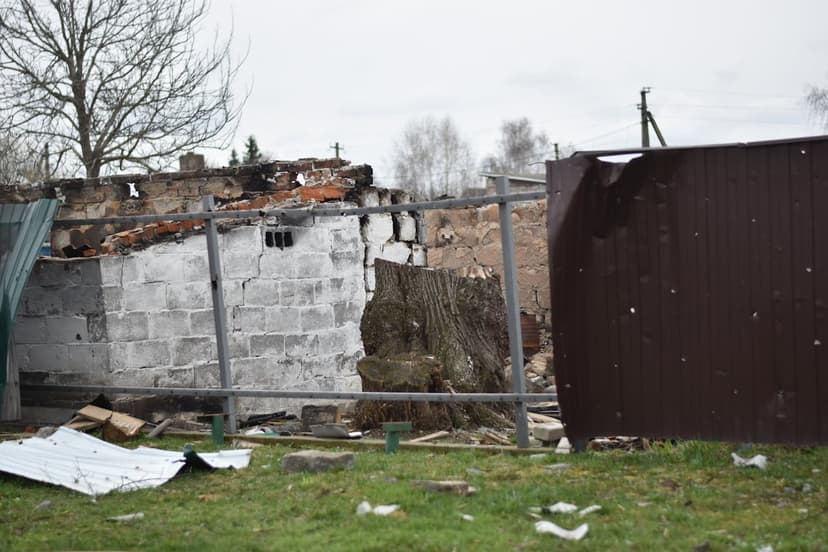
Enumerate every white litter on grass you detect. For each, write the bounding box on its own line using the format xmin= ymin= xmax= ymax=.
xmin=461 ymin=514 xmax=474 ymax=522
xmin=529 ymin=502 xmax=578 ymax=515
xmin=756 ymin=546 xmax=774 ymax=552
xmin=579 ymin=505 xmax=602 ymax=516
xmin=107 ymin=512 xmax=144 ymax=522
xmin=731 ymin=452 xmax=768 ymax=470
xmin=0 ymin=427 xmax=252 ymax=496
xmin=356 ymin=501 xmax=400 ymax=516
xmin=535 ymin=521 xmax=589 ymax=541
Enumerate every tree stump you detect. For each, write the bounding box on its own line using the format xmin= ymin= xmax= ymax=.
xmin=355 ymin=259 xmax=510 ymax=430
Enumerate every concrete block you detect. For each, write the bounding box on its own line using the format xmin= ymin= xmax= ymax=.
xmin=250 ymin=334 xmax=286 ymax=357
xmin=189 ymin=309 xmax=216 ymax=336
xmin=26 ymin=344 xmax=68 ymax=371
xmin=330 ymin=228 xmax=362 ymax=251
xmin=412 ymin=244 xmax=427 ymax=266
xmin=533 ymin=420 xmax=565 ymax=442
xmin=361 ymin=213 xmax=393 ymax=244
xmin=222 ymin=251 xmax=261 ymax=279
xmin=331 ymin=249 xmax=364 ymax=276
xmin=282 ymin=450 xmax=355 ymax=473
xmin=123 ymin=282 xmax=167 ymax=311
xmin=395 ymin=213 xmax=417 ymax=242
xmin=228 ymin=333 xmax=250 ymax=358
xmin=128 ymin=339 xmax=171 ymax=369
xmin=364 ymin=244 xmax=380 ymax=267
xmin=181 ymin=254 xmax=209 ymax=281
xmin=285 ymin=334 xmax=318 ymax=357
xmin=152 ymin=366 xmax=195 ymax=388
xmin=236 ymin=306 xmax=265 ymax=333
xmin=105 ymin=311 xmax=149 ymax=341
xmin=66 ymin=343 xmax=109 ymax=374
xmin=13 ymin=316 xmax=45 ymax=344
xmin=60 ymin=285 xmax=103 ymax=315
xmin=265 ymin=306 xmax=301 ymax=333
xmin=293 ymin=252 xmax=334 ymax=278
xmin=316 ymin=328 xmax=362 ymax=355
xmin=120 ymin=255 xmax=145 ymax=284
xmin=230 ymin=357 xmax=272 ymax=386
xmin=333 ymin=302 xmax=363 ymax=327
xmin=148 ymin=310 xmax=190 ymax=339
xmin=31 ymin=260 xmax=82 ymax=287
xmin=150 ymin=233 xmax=207 ymax=254
xmin=259 ymin=249 xmax=297 ymax=279
xmin=193 ymin=362 xmax=220 ymax=388
xmin=291 ymin=227 xmax=332 ymax=252
xmin=99 ymin=256 xmax=124 ymax=285
xmin=166 ymin=281 xmax=210 ymax=309
xmin=378 ymin=242 xmax=411 ymax=265
xmin=300 ymin=305 xmax=334 ymax=332
xmin=87 ymin=313 xmax=107 ymax=343
xmin=360 ymin=187 xmax=380 ymax=207
xmin=243 ymin=278 xmax=281 ymax=306
xmin=21 ymin=287 xmax=62 ymax=315
xmin=223 ymin=279 xmax=245 ymax=306
xmin=315 ymin=277 xmax=363 ymax=304
xmin=222 ymin=225 xmax=262 ymax=253
xmin=141 ymin=254 xmax=185 ymax=283
xmin=45 ymin=316 xmax=89 ymax=343
xmin=279 ymin=280 xmax=315 ymax=306
xmin=102 ymin=286 xmax=123 ymax=311
xmin=171 ymin=336 xmax=212 ymax=366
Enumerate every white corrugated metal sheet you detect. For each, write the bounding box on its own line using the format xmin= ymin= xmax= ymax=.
xmin=0 ymin=427 xmax=251 ymax=496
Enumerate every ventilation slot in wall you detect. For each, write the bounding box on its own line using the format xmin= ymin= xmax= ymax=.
xmin=265 ymin=228 xmax=293 ymax=250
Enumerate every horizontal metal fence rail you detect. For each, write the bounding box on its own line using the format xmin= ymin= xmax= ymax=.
xmin=22 ymin=383 xmax=557 ymax=403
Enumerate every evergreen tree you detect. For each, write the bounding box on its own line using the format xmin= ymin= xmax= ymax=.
xmin=228 ymin=148 xmax=240 ymax=166
xmin=242 ymin=136 xmax=263 ymax=164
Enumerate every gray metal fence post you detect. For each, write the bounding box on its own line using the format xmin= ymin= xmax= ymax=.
xmin=203 ymin=196 xmax=237 ymax=434
xmin=496 ymin=176 xmax=530 ymax=448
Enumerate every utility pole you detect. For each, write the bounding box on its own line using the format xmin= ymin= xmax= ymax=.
xmin=329 ymin=142 xmax=344 ymax=159
xmin=43 ymin=143 xmax=49 ymax=177
xmin=637 ymin=87 xmax=667 ymax=148
xmin=639 ymin=87 xmax=651 ymax=148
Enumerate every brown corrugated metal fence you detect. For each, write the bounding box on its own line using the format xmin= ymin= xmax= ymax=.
xmin=546 ymin=137 xmax=828 ymax=445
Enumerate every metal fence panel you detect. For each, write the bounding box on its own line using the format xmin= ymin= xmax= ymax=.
xmin=547 ymin=137 xmax=828 ymax=445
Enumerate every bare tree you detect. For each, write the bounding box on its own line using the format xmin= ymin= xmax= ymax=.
xmin=807 ymin=85 xmax=828 ymax=129
xmin=483 ymin=117 xmax=551 ymax=175
xmin=0 ymin=133 xmax=48 ymax=186
xmin=0 ymin=0 xmax=244 ymax=178
xmin=391 ymin=116 xmax=475 ymax=199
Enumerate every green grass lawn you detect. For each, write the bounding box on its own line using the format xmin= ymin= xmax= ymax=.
xmin=1 ymin=436 xmax=826 ymax=551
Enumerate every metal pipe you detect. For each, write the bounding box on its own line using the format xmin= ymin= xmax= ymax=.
xmin=203 ymin=196 xmax=236 ymax=433
xmin=497 ymin=176 xmax=530 ymax=448
xmin=51 ymin=192 xmax=546 ymax=227
xmin=21 ymin=383 xmax=557 ymax=402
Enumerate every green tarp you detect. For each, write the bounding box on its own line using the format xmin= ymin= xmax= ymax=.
xmin=0 ymin=200 xmax=59 ymax=413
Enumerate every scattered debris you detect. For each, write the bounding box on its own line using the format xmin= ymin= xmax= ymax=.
xmin=479 ymin=429 xmax=511 ymax=446
xmin=413 ymin=480 xmax=478 ymax=496
xmin=530 ymin=502 xmax=578 ymax=514
xmin=241 ymin=411 xmax=296 ymax=428
xmin=409 ymin=430 xmax=450 ymax=443
xmin=528 ymin=453 xmax=548 ymax=460
xmin=301 ymin=405 xmax=340 ymax=432
xmin=532 ymin=421 xmax=565 ymax=444
xmin=34 ymin=426 xmax=58 ymax=439
xmin=660 ymin=479 xmax=680 ymax=491
xmin=147 ymin=419 xmax=174 ymax=438
xmin=588 ymin=436 xmax=649 ymax=452
xmin=466 ymin=467 xmax=483 ymax=476
xmin=544 ymin=463 xmax=572 ymax=472
xmin=555 ymin=437 xmax=571 ymax=455
xmin=579 ymin=505 xmax=601 ymax=516
xmin=34 ymin=500 xmax=52 ymax=511
xmin=67 ymin=404 xmax=146 ymax=442
xmin=281 ymin=450 xmax=355 ymax=473
xmin=756 ymin=546 xmax=774 ymax=552
xmin=356 ymin=501 xmax=401 ymax=516
xmin=107 ymin=512 xmax=144 ymax=522
xmin=731 ymin=452 xmax=767 ymax=470
xmin=0 ymin=428 xmax=251 ymax=496
xmin=534 ymin=521 xmax=589 ymax=541
xmin=802 ymin=483 xmax=813 ymax=493
xmin=310 ymin=423 xmax=362 ymax=439
xmin=461 ymin=514 xmax=474 ymax=522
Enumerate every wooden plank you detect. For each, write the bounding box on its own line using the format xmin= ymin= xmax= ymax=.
xmin=76 ymin=404 xmax=114 ymax=423
xmin=409 ymin=430 xmax=450 ymax=443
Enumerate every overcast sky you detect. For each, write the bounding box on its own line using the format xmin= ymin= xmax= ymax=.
xmin=204 ymin=0 xmax=828 ymax=185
